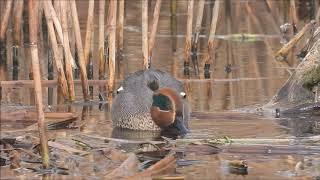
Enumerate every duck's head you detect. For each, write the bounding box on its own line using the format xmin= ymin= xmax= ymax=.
xmin=149 ymin=81 xmax=189 ymax=136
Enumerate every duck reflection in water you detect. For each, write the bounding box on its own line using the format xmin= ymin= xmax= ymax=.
xmin=111 ymin=69 xmax=190 ymax=139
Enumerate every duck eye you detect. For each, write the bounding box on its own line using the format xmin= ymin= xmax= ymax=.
xmin=116 ymin=86 xmax=124 ymax=94
xmin=180 ymin=92 xmax=187 ymax=98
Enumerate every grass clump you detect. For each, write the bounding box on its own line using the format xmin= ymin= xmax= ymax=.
xmin=302 ymin=65 xmax=320 ymax=91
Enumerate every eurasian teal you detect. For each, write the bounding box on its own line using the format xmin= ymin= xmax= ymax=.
xmin=111 ymin=69 xmax=190 ymax=134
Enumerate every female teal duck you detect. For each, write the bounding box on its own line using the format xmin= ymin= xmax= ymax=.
xmin=111 ymin=69 xmax=190 ymax=134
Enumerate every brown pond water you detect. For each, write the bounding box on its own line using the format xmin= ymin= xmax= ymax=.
xmin=1 ymin=0 xmax=320 ymax=179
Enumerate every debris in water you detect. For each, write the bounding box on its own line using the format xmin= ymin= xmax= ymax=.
xmin=224 ymin=64 xmax=232 ymax=74
xmin=275 ymin=108 xmax=280 ymax=118
xmin=228 ymin=160 xmax=248 ymax=175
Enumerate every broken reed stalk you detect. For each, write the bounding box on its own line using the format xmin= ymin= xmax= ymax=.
xmin=0 ymin=0 xmax=13 ymax=40
xmin=142 ymin=0 xmax=149 ymax=69
xmin=13 ymin=0 xmax=24 ymax=45
xmin=70 ymin=0 xmax=89 ymax=101
xmin=84 ymin=0 xmax=94 ymax=66
xmin=61 ymin=1 xmax=75 ymax=101
xmin=203 ymin=0 xmax=220 ymax=65
xmin=28 ymin=0 xmax=50 ymax=168
xmin=98 ymin=0 xmax=105 ymax=95
xmin=184 ymin=0 xmax=194 ymax=65
xmin=43 ymin=1 xmax=69 ymax=100
xmin=107 ymin=0 xmax=117 ymax=97
xmin=118 ymin=0 xmax=124 ymax=55
xmin=193 ymin=0 xmax=205 ymax=46
xmin=275 ymin=20 xmax=316 ymax=61
xmin=148 ymin=0 xmax=162 ymax=60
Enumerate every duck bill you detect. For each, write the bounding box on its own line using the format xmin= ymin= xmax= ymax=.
xmin=163 ymin=118 xmax=189 ymax=136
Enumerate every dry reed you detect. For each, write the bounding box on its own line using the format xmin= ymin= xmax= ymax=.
xmin=98 ymin=0 xmax=105 ymax=93
xmin=118 ymin=0 xmax=124 ymax=54
xmin=148 ymin=0 xmax=162 ymax=60
xmin=13 ymin=0 xmax=24 ymax=45
xmin=70 ymin=0 xmax=89 ymax=101
xmin=61 ymin=1 xmax=76 ymax=101
xmin=184 ymin=0 xmax=194 ymax=65
xmin=142 ymin=0 xmax=149 ymax=69
xmin=84 ymin=0 xmax=95 ymax=66
xmin=107 ymin=0 xmax=117 ymax=97
xmin=43 ymin=1 xmax=69 ymax=100
xmin=28 ymin=0 xmax=50 ymax=168
xmin=0 ymin=0 xmax=13 ymax=40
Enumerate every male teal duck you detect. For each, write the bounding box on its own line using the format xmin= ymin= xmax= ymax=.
xmin=111 ymin=69 xmax=190 ymax=134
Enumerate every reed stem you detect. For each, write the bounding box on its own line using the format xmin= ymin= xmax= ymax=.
xmin=84 ymin=0 xmax=94 ymax=66
xmin=289 ymin=0 xmax=298 ymax=27
xmin=148 ymin=0 xmax=162 ymax=60
xmin=98 ymin=0 xmax=106 ymax=95
xmin=170 ymin=0 xmax=177 ymax=52
xmin=70 ymin=0 xmax=89 ymax=101
xmin=61 ymin=1 xmax=76 ymax=101
xmin=107 ymin=0 xmax=117 ymax=97
xmin=12 ymin=0 xmax=24 ymax=81
xmin=207 ymin=0 xmax=220 ymax=51
xmin=203 ymin=0 xmax=220 ymax=66
xmin=45 ymin=2 xmax=76 ymax=69
xmin=316 ymin=7 xmax=320 ymax=24
xmin=184 ymin=0 xmax=194 ymax=64
xmin=28 ymin=0 xmax=50 ymax=169
xmin=43 ymin=1 xmax=69 ymax=101
xmin=13 ymin=0 xmax=24 ymax=45
xmin=0 ymin=0 xmax=13 ymax=41
xmin=0 ymin=39 xmax=7 ymax=81
xmin=118 ymin=0 xmax=124 ymax=56
xmin=193 ymin=0 xmax=205 ymax=46
xmin=142 ymin=0 xmax=149 ymax=69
